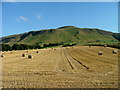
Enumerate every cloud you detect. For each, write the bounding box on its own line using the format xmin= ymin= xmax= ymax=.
xmin=2 ymin=0 xmax=16 ymax=2
xmin=36 ymin=14 xmax=42 ymax=19
xmin=16 ymin=16 xmax=29 ymax=21
xmin=19 ymin=16 xmax=29 ymax=21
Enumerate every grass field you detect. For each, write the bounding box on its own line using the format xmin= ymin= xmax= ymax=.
xmin=1 ymin=46 xmax=119 ymax=88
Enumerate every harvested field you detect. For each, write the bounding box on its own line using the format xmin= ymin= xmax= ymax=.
xmin=1 ymin=46 xmax=119 ymax=88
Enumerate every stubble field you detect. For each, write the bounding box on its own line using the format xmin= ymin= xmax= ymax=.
xmin=1 ymin=46 xmax=119 ymax=88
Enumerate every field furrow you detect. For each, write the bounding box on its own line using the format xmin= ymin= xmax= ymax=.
xmin=2 ymin=46 xmax=118 ymax=88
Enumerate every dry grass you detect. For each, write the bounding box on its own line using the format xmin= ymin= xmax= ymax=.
xmin=2 ymin=46 xmax=119 ymax=88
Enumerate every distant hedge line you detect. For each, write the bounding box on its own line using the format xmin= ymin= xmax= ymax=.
xmin=0 ymin=43 xmax=76 ymax=51
xmin=0 ymin=43 xmax=41 ymax=51
xmin=87 ymin=43 xmax=120 ymax=49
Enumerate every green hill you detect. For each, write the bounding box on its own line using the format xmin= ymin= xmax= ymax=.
xmin=0 ymin=26 xmax=120 ymax=46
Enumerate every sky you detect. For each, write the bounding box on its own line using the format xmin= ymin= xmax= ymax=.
xmin=2 ymin=2 xmax=118 ymax=37
xmin=2 ymin=0 xmax=119 ymax=2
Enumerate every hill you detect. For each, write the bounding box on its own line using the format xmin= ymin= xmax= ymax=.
xmin=0 ymin=26 xmax=120 ymax=46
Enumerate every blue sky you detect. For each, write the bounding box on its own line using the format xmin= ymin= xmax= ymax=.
xmin=2 ymin=2 xmax=118 ymax=37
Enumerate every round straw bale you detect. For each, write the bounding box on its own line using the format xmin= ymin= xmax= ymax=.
xmin=89 ymin=45 xmax=91 ymax=48
xmin=28 ymin=54 xmax=33 ymax=59
xmin=112 ymin=50 xmax=117 ymax=54
xmin=104 ymin=45 xmax=107 ymax=47
xmin=98 ymin=51 xmax=103 ymax=55
xmin=1 ymin=54 xmax=4 ymax=57
xmin=22 ymin=54 xmax=25 ymax=57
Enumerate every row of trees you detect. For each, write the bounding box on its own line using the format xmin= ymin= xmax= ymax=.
xmin=87 ymin=43 xmax=120 ymax=49
xmin=1 ymin=43 xmax=41 ymax=51
xmin=43 ymin=42 xmax=76 ymax=48
xmin=43 ymin=42 xmax=63 ymax=47
xmin=62 ymin=43 xmax=76 ymax=47
xmin=0 ymin=42 xmax=77 ymax=51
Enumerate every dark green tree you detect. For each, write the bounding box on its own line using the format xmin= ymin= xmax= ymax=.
xmin=12 ymin=43 xmax=20 ymax=50
xmin=1 ymin=44 xmax=12 ymax=51
xmin=20 ymin=44 xmax=29 ymax=50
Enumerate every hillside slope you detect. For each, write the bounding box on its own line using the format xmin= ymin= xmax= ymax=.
xmin=0 ymin=26 xmax=119 ymax=45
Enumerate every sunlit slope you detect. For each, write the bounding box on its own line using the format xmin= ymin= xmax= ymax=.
xmin=1 ymin=26 xmax=119 ymax=45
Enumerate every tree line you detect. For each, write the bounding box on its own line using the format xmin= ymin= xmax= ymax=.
xmin=0 ymin=42 xmax=77 ymax=51
xmin=87 ymin=43 xmax=120 ymax=49
xmin=0 ymin=43 xmax=41 ymax=51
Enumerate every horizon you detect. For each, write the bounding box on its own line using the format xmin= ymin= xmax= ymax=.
xmin=2 ymin=2 xmax=118 ymax=37
xmin=1 ymin=26 xmax=117 ymax=37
